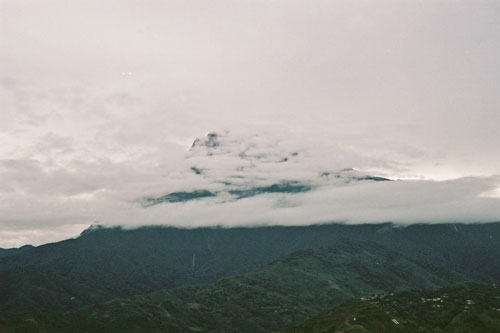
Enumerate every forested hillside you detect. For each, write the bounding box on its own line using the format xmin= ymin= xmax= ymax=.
xmin=1 ymin=222 xmax=499 ymax=331
xmin=1 ymin=240 xmax=466 ymax=332
xmin=288 ymin=283 xmax=500 ymax=332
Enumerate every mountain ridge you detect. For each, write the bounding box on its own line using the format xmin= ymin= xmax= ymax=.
xmin=1 ymin=222 xmax=500 ymax=315
xmin=0 ymin=239 xmax=468 ymax=332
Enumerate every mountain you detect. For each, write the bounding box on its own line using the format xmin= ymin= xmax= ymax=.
xmin=287 ymin=282 xmax=500 ymax=332
xmin=0 ymin=240 xmax=466 ymax=332
xmin=0 ymin=245 xmax=34 ymax=258
xmin=141 ymin=132 xmax=393 ymax=206
xmin=1 ymin=222 xmax=500 ymax=315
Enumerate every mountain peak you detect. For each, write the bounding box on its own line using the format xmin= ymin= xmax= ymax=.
xmin=191 ymin=132 xmax=220 ymax=149
xmin=80 ymin=224 xmax=106 ymax=236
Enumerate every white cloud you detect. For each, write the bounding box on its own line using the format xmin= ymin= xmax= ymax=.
xmin=0 ymin=130 xmax=498 ymax=247
xmin=1 ymin=0 xmax=499 ymax=247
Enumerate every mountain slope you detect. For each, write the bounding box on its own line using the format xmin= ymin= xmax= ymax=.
xmin=0 ymin=245 xmax=34 ymax=258
xmin=287 ymin=283 xmax=500 ymax=332
xmin=0 ymin=240 xmax=467 ymax=332
xmin=1 ymin=222 xmax=499 ymax=314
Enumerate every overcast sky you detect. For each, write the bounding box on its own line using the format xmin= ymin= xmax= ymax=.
xmin=1 ymin=0 xmax=499 ymax=247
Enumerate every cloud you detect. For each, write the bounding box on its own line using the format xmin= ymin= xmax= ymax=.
xmin=0 ymin=130 xmax=498 ymax=248
xmin=1 ymin=1 xmax=499 ymax=247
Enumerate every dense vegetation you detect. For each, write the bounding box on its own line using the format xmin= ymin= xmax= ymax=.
xmin=288 ymin=283 xmax=500 ymax=332
xmin=0 ymin=240 xmax=465 ymax=332
xmin=1 ymin=222 xmax=499 ymax=331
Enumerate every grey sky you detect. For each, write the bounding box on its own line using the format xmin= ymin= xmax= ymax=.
xmin=1 ymin=0 xmax=499 ymax=247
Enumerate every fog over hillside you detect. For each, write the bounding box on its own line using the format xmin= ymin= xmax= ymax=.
xmin=1 ymin=0 xmax=499 ymax=247
xmin=1 ymin=130 xmax=498 ymax=248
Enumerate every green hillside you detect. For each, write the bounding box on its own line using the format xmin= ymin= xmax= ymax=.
xmin=1 ymin=222 xmax=500 ymax=332
xmin=0 ymin=240 xmax=466 ymax=332
xmin=1 ymin=222 xmax=500 ymax=315
xmin=288 ymin=283 xmax=500 ymax=332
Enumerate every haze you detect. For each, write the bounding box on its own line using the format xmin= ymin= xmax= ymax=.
xmin=1 ymin=0 xmax=499 ymax=247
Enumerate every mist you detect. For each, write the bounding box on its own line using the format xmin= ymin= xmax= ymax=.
xmin=1 ymin=0 xmax=499 ymax=247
